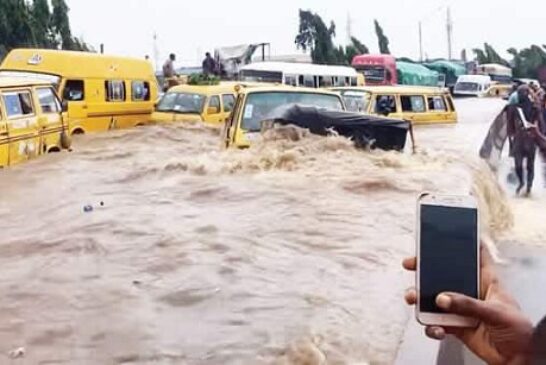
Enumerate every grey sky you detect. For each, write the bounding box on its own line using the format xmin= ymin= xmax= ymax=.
xmin=68 ymin=0 xmax=541 ymax=68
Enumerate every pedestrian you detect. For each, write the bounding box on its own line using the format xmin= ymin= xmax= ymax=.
xmin=162 ymin=53 xmax=178 ymax=91
xmin=202 ymin=52 xmax=217 ymax=76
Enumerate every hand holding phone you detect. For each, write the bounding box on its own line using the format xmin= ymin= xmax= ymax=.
xmin=416 ymin=194 xmax=480 ymax=327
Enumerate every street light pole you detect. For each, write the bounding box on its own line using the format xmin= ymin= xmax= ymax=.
xmin=419 ymin=21 xmax=423 ymax=62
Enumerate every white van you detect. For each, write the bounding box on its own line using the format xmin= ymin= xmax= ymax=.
xmin=454 ymin=75 xmax=492 ymax=97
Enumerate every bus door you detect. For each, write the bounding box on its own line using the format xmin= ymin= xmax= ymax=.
xmin=3 ymin=89 xmax=40 ymax=165
xmin=224 ymin=94 xmax=244 ymax=147
xmin=61 ymin=79 xmax=88 ymax=134
xmin=0 ymin=105 xmax=8 ymax=167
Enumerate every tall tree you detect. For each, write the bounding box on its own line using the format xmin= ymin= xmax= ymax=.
xmin=31 ymin=0 xmax=53 ymax=48
xmin=295 ymin=9 xmax=343 ymax=64
xmin=344 ymin=37 xmax=369 ymax=65
xmin=51 ymin=0 xmax=74 ymax=50
xmin=374 ymin=19 xmax=390 ymax=54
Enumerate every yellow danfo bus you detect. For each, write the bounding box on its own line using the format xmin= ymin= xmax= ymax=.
xmin=0 ymin=49 xmax=159 ymax=135
xmin=0 ymin=77 xmax=70 ymax=168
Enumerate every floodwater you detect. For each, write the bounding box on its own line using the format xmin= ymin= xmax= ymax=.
xmin=0 ymin=98 xmax=543 ymax=364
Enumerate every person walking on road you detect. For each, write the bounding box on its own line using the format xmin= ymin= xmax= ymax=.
xmin=202 ymin=52 xmax=217 ymax=76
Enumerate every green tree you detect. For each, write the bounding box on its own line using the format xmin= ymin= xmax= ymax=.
xmin=472 ymin=43 xmax=509 ymax=66
xmin=295 ymin=9 xmax=342 ymax=64
xmin=31 ymin=0 xmax=53 ymax=48
xmin=51 ymin=0 xmax=74 ymax=49
xmin=344 ymin=37 xmax=369 ymax=64
xmin=374 ymin=19 xmax=390 ymax=54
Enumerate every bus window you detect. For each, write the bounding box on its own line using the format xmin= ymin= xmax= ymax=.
xmin=298 ymin=75 xmax=304 ymax=87
xmin=350 ymin=77 xmax=358 ymax=86
xmin=319 ymin=76 xmax=333 ymax=88
xmin=427 ymin=96 xmax=447 ymax=111
xmin=401 ymin=95 xmax=426 ymax=113
xmin=105 ymin=80 xmax=126 ymax=102
xmin=303 ymin=75 xmax=315 ymax=88
xmin=63 ymin=80 xmax=84 ymax=101
xmin=375 ymin=95 xmax=396 ymax=115
xmin=284 ymin=75 xmax=297 ymax=86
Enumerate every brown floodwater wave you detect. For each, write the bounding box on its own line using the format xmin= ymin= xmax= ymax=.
xmin=0 ymin=98 xmax=541 ymax=364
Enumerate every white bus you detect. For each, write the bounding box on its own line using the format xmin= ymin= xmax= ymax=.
xmin=239 ymin=61 xmax=363 ymax=88
xmin=454 ymin=75 xmax=492 ymax=97
xmin=476 ymin=63 xmax=513 ymax=84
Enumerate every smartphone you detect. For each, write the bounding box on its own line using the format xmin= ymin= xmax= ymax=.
xmin=416 ymin=194 xmax=480 ymax=328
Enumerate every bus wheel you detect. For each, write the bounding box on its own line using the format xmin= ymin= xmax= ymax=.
xmin=47 ymin=146 xmax=61 ymax=153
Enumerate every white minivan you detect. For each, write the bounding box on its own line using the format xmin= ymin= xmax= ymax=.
xmin=454 ymin=75 xmax=492 ymax=97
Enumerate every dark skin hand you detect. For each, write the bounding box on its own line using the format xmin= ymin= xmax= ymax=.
xmin=403 ymin=246 xmax=534 ymax=365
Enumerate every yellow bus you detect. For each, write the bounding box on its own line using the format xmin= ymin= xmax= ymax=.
xmin=153 ymin=83 xmax=237 ymax=125
xmin=0 ymin=49 xmax=159 ymax=135
xmin=223 ymin=86 xmax=346 ymax=148
xmin=333 ymin=86 xmax=457 ymax=125
xmin=0 ymin=77 xmax=70 ymax=168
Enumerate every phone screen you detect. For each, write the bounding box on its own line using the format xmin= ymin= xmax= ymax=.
xmin=419 ymin=204 xmax=478 ymax=313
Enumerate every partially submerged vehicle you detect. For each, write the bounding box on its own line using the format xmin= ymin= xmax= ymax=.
xmin=262 ymin=105 xmax=413 ymax=152
xmin=333 ymin=86 xmax=457 ymax=125
xmin=0 ymin=77 xmax=71 ymax=168
xmin=153 ymin=83 xmax=237 ymax=124
xmin=223 ymin=86 xmax=346 ymax=148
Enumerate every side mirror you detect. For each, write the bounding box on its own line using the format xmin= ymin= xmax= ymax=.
xmin=61 ymin=100 xmax=69 ymax=112
xmin=207 ymin=106 xmax=220 ymax=115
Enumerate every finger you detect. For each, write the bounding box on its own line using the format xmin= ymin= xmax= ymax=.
xmin=402 ymin=257 xmax=416 ymax=271
xmin=436 ymin=293 xmax=500 ymax=324
xmin=405 ymin=288 xmax=417 ymax=305
xmin=425 ymin=326 xmax=446 ymax=340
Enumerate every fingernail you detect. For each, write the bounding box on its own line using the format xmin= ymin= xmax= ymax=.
xmin=436 ymin=294 xmax=452 ymax=309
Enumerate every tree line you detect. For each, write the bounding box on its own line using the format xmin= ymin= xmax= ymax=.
xmin=0 ymin=0 xmax=89 ymax=60
xmin=295 ymin=9 xmax=544 ymax=80
xmin=295 ymin=9 xmax=389 ymax=66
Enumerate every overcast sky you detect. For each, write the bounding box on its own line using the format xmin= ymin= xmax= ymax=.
xmin=68 ymin=0 xmax=542 ymax=68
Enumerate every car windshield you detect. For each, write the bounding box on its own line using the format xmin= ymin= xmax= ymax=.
xmin=0 ymin=70 xmax=61 ymax=91
xmin=156 ymin=92 xmax=206 ymax=113
xmin=340 ymin=90 xmax=372 ymax=112
xmin=241 ymin=91 xmax=344 ymax=131
xmin=456 ymin=82 xmax=479 ymax=92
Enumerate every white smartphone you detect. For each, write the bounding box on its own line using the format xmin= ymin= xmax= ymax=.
xmin=416 ymin=194 xmax=480 ymax=328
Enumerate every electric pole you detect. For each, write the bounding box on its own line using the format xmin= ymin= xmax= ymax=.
xmin=346 ymin=12 xmax=353 ymax=45
xmin=447 ymin=7 xmax=453 ymax=60
xmin=419 ymin=21 xmax=423 ymax=62
xmin=153 ymin=32 xmax=159 ymax=72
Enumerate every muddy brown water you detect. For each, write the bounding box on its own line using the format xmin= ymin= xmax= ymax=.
xmin=0 ymin=98 xmax=544 ymax=364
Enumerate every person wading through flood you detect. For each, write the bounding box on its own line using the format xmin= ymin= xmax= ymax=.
xmin=506 ymin=84 xmax=541 ymax=196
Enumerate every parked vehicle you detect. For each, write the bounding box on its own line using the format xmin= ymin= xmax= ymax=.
xmin=239 ymin=62 xmax=363 ymax=88
xmin=0 ymin=49 xmax=159 ymax=135
xmin=423 ymin=60 xmax=466 ymax=92
xmin=333 ymin=86 xmax=457 ymax=125
xmin=396 ymin=62 xmax=440 ymax=87
xmin=223 ymin=86 xmax=346 ymax=148
xmin=476 ymin=63 xmax=512 ymax=84
xmin=454 ymin=75 xmax=492 ymax=97
xmin=0 ymin=77 xmax=70 ymax=168
xmin=352 ymin=54 xmax=397 ymax=86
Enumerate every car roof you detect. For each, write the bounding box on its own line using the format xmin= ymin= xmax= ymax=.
xmin=241 ymin=85 xmax=342 ymax=96
xmin=332 ymin=85 xmax=449 ymax=94
xmin=0 ymin=76 xmax=51 ymax=88
xmin=168 ymin=83 xmax=237 ymax=95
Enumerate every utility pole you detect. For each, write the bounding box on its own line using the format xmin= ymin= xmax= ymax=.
xmin=346 ymin=12 xmax=353 ymax=45
xmin=419 ymin=21 xmax=423 ymax=62
xmin=447 ymin=7 xmax=453 ymax=60
xmin=153 ymin=32 xmax=159 ymax=72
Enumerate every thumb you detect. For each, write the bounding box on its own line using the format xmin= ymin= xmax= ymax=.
xmin=436 ymin=293 xmax=501 ymax=324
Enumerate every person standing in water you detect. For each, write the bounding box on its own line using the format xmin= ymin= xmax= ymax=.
xmin=202 ymin=52 xmax=217 ymax=76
